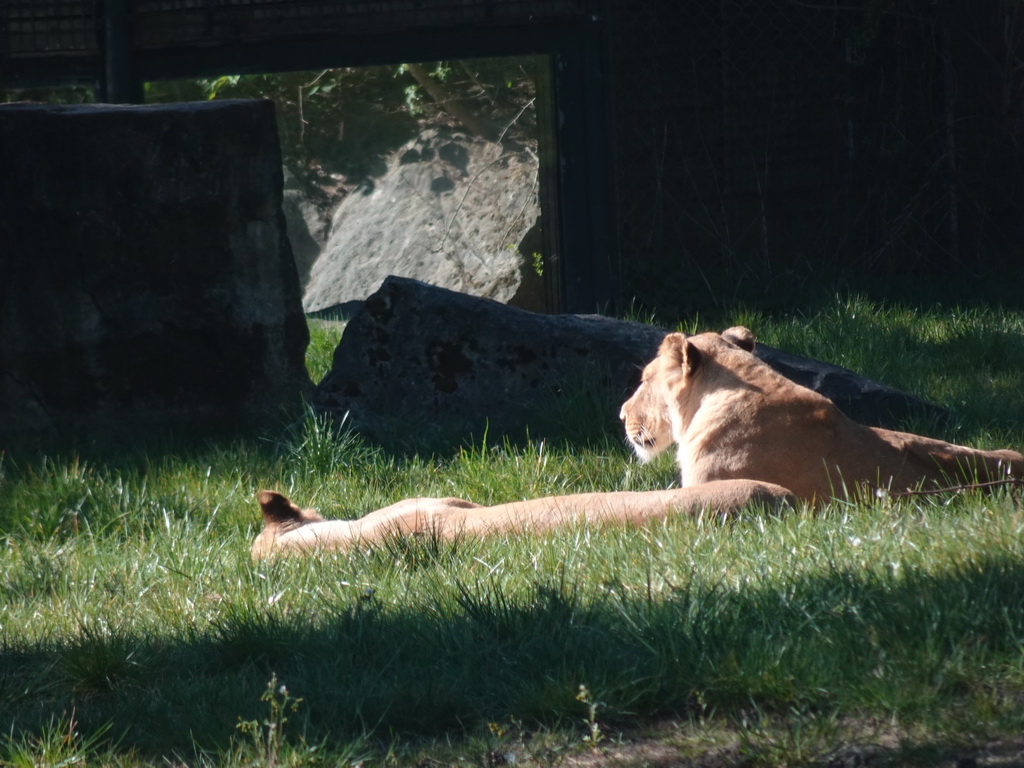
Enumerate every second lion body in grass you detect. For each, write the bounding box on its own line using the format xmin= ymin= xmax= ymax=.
xmin=251 ymin=480 xmax=793 ymax=558
xmin=620 ymin=326 xmax=1024 ymax=503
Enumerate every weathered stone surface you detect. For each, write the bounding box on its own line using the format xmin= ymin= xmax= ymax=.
xmin=282 ymin=168 xmax=332 ymax=289
xmin=0 ymin=100 xmax=310 ymax=440
xmin=302 ymin=128 xmax=542 ymax=315
xmin=312 ymin=276 xmax=944 ymax=446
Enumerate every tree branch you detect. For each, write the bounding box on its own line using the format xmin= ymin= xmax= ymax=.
xmin=405 ymin=63 xmax=499 ymax=142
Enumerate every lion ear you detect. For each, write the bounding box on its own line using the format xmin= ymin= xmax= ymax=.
xmin=658 ymin=333 xmax=684 ymax=363
xmin=258 ymin=490 xmax=323 ymax=529
xmin=721 ymin=326 xmax=755 ymax=352
xmin=682 ymin=339 xmax=702 ymax=374
xmin=659 ymin=333 xmax=702 ymax=375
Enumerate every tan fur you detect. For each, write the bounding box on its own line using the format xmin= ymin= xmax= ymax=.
xmin=620 ymin=326 xmax=1024 ymax=503
xmin=250 ymin=480 xmax=795 ymax=558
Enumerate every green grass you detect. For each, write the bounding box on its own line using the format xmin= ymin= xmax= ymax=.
xmin=1 ymin=296 xmax=1023 ymax=767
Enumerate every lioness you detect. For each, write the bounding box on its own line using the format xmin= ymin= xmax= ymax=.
xmin=621 ymin=326 xmax=1024 ymax=502
xmin=251 ymin=480 xmax=795 ymax=558
xmin=252 ymin=326 xmax=1021 ymax=557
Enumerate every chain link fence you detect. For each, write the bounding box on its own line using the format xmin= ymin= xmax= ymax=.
xmin=3 ymin=1 xmax=98 ymax=55
xmin=607 ymin=0 xmax=1024 ymax=312
xmin=2 ymin=1 xmax=583 ymax=55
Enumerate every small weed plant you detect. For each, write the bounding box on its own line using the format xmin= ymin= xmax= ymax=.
xmin=575 ymin=684 xmax=605 ymax=745
xmin=234 ymin=675 xmax=304 ymax=768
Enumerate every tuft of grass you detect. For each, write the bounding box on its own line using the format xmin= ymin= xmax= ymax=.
xmin=305 ymin=318 xmax=345 ymax=385
xmin=0 ymin=715 xmax=121 ymax=768
xmin=278 ymin=406 xmax=384 ymax=479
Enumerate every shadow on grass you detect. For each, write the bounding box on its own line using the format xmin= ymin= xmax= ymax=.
xmin=2 ymin=549 xmax=1023 ymax=760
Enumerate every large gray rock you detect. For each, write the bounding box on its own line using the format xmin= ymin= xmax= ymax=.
xmin=0 ymin=100 xmax=310 ymax=440
xmin=312 ymin=276 xmax=944 ymax=447
xmin=302 ymin=128 xmax=541 ymax=315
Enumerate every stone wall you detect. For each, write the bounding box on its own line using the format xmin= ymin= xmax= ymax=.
xmin=0 ymin=100 xmax=310 ymax=441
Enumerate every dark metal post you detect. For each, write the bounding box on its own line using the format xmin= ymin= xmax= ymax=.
xmin=101 ymin=0 xmax=141 ymax=103
xmin=550 ymin=0 xmax=611 ymax=314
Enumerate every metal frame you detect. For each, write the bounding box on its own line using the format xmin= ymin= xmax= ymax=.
xmin=1 ymin=0 xmax=612 ymax=313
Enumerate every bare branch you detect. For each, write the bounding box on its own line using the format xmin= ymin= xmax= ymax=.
xmin=404 ymin=62 xmax=499 ymax=142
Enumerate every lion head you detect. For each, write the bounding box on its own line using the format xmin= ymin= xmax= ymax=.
xmin=620 ymin=324 xmax=1023 ymax=502
xmin=620 ymin=326 xmax=755 ymax=463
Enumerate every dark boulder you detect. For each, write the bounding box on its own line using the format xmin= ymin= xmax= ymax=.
xmin=312 ymin=276 xmax=944 ymax=447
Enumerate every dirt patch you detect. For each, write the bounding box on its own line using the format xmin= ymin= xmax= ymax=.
xmin=489 ymin=718 xmax=1024 ymax=768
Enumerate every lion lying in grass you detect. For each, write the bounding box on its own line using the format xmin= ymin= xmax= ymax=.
xmin=252 ymin=326 xmax=1022 ymax=558
xmin=621 ymin=326 xmax=1023 ymax=502
xmin=250 ymin=480 xmax=794 ymax=558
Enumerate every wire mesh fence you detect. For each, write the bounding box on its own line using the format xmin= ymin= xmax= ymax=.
xmin=2 ymin=0 xmax=584 ymax=55
xmin=4 ymin=0 xmax=98 ymax=55
xmin=3 ymin=0 xmax=1022 ymax=310
xmin=606 ymin=0 xmax=1024 ymax=311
